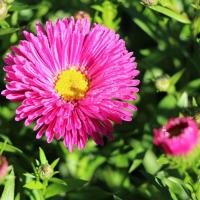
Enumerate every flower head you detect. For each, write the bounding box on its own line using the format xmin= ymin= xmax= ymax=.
xmin=154 ymin=117 xmax=199 ymax=156
xmin=1 ymin=18 xmax=139 ymax=151
xmin=0 ymin=156 xmax=8 ymax=180
xmin=74 ymin=11 xmax=90 ymax=21
xmin=155 ymin=75 xmax=170 ymax=92
xmin=38 ymin=164 xmax=53 ymax=180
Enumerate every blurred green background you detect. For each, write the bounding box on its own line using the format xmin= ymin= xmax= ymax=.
xmin=1 ymin=0 xmax=200 ymax=199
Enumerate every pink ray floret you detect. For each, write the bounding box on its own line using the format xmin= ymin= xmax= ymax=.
xmin=154 ymin=117 xmax=199 ymax=156
xmin=1 ymin=17 xmax=139 ymax=151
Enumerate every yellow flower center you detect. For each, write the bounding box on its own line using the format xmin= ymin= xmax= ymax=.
xmin=55 ymin=69 xmax=89 ymax=101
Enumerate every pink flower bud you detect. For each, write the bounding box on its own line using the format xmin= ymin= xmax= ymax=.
xmin=0 ymin=156 xmax=8 ymax=179
xmin=154 ymin=117 xmax=199 ymax=156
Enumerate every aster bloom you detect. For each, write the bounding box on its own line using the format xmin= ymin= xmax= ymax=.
xmin=154 ymin=117 xmax=199 ymax=156
xmin=0 ymin=156 xmax=8 ymax=180
xmin=1 ymin=18 xmax=139 ymax=151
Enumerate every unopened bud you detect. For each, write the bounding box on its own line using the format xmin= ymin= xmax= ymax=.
xmin=155 ymin=75 xmax=170 ymax=92
xmin=74 ymin=11 xmax=90 ymax=21
xmin=38 ymin=164 xmax=53 ymax=180
xmin=0 ymin=0 xmax=7 ymax=21
xmin=0 ymin=156 xmax=8 ymax=181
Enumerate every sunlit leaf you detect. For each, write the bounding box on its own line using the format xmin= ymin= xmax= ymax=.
xmin=1 ymin=168 xmax=15 ymax=200
xmin=149 ymin=5 xmax=191 ymax=24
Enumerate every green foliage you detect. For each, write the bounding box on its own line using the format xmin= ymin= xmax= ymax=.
xmin=1 ymin=167 xmax=15 ymax=200
xmin=92 ymin=1 xmax=121 ymax=31
xmin=0 ymin=0 xmax=200 ymax=199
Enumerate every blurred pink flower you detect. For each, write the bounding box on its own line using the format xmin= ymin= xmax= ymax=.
xmin=154 ymin=117 xmax=199 ymax=156
xmin=0 ymin=156 xmax=8 ymax=179
xmin=1 ymin=17 xmax=139 ymax=151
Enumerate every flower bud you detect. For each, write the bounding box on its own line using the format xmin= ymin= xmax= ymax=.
xmin=38 ymin=164 xmax=53 ymax=180
xmin=74 ymin=11 xmax=90 ymax=21
xmin=0 ymin=156 xmax=8 ymax=181
xmin=0 ymin=0 xmax=7 ymax=21
xmin=154 ymin=117 xmax=199 ymax=156
xmin=155 ymin=75 xmax=170 ymax=92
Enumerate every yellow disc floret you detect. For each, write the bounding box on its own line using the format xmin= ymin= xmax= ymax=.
xmin=55 ymin=69 xmax=89 ymax=101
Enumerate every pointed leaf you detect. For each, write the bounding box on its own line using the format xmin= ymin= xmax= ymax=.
xmin=39 ymin=147 xmax=48 ymax=164
xmin=1 ymin=168 xmax=15 ymax=200
xmin=149 ymin=5 xmax=191 ymax=24
xmin=24 ymin=181 xmax=45 ymax=190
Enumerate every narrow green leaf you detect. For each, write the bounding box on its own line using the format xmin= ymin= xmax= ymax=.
xmin=149 ymin=5 xmax=191 ymax=24
xmin=128 ymin=159 xmax=142 ymax=173
xmin=51 ymin=158 xmax=60 ymax=169
xmin=0 ymin=142 xmax=22 ymax=154
xmin=39 ymin=147 xmax=48 ymax=164
xmin=0 ymin=28 xmax=19 ymax=36
xmin=134 ymin=18 xmax=156 ymax=40
xmin=170 ymin=69 xmax=185 ymax=86
xmin=1 ymin=168 xmax=15 ymax=200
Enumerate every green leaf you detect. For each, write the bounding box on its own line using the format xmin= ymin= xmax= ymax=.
xmin=49 ymin=177 xmax=67 ymax=185
xmin=39 ymin=147 xmax=48 ymax=165
xmin=51 ymin=158 xmax=60 ymax=169
xmin=23 ymin=173 xmax=35 ymax=178
xmin=109 ymin=154 xmax=129 ymax=168
xmin=113 ymin=194 xmax=123 ymax=200
xmin=143 ymin=150 xmax=161 ymax=174
xmin=0 ymin=142 xmax=22 ymax=154
xmin=158 ymin=94 xmax=177 ymax=109
xmin=65 ymin=178 xmax=88 ymax=192
xmin=1 ymin=168 xmax=15 ymax=200
xmin=169 ymin=69 xmax=185 ymax=86
xmin=24 ymin=181 xmax=45 ymax=190
xmin=45 ymin=183 xmax=67 ymax=199
xmin=9 ymin=2 xmax=37 ymax=11
xmin=149 ymin=5 xmax=191 ymax=24
xmin=128 ymin=159 xmax=142 ymax=173
xmin=184 ymin=79 xmax=200 ymax=94
xmin=15 ymin=193 xmax=20 ymax=200
xmin=165 ymin=177 xmax=189 ymax=200
xmin=134 ymin=18 xmax=156 ymax=40
xmin=0 ymin=28 xmax=19 ymax=36
xmin=192 ymin=97 xmax=198 ymax=107
xmin=91 ymin=5 xmax=103 ymax=12
xmin=177 ymin=92 xmax=188 ymax=108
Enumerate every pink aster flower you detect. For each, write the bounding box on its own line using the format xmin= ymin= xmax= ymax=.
xmin=154 ymin=117 xmax=199 ymax=156
xmin=1 ymin=18 xmax=139 ymax=151
xmin=0 ymin=156 xmax=8 ymax=179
